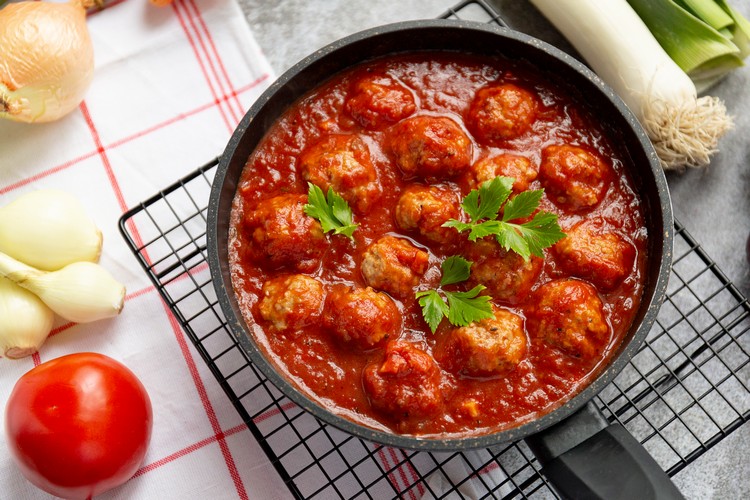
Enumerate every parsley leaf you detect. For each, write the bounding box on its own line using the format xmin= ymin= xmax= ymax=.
xmin=502 ymin=189 xmax=543 ymax=222
xmin=444 ymin=219 xmax=502 ymax=242
xmin=303 ymin=183 xmax=358 ymax=239
xmin=443 ymin=176 xmax=565 ymax=260
xmin=416 ymin=290 xmax=449 ymax=333
xmin=440 ymin=255 xmax=472 ymax=286
xmin=462 ymin=176 xmax=514 ymax=222
xmin=445 ymin=286 xmax=493 ymax=327
xmin=415 ymin=257 xmax=494 ymax=333
xmin=499 ymin=212 xmax=568 ymax=259
xmin=495 ymin=221 xmax=531 ymax=260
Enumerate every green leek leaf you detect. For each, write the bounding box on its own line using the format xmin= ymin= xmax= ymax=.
xmin=627 ymin=0 xmax=740 ymax=75
xmin=716 ymin=0 xmax=750 ymax=57
xmin=692 ymin=52 xmax=745 ymax=79
xmin=677 ymin=0 xmax=734 ymax=30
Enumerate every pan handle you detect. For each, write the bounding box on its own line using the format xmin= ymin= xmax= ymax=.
xmin=525 ymin=401 xmax=685 ymax=500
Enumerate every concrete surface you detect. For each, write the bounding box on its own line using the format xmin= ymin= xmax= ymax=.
xmin=236 ymin=0 xmax=750 ymax=498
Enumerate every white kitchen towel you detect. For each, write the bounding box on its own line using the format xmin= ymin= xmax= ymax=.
xmin=0 ymin=0 xmax=285 ymax=498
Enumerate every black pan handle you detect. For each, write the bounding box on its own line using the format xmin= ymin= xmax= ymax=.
xmin=525 ymin=401 xmax=685 ymax=500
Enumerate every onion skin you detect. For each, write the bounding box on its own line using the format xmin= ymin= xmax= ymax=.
xmin=0 ymin=0 xmax=94 ymax=123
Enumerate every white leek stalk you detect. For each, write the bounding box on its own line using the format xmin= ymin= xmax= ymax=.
xmin=0 ymin=276 xmax=54 ymax=359
xmin=0 ymin=190 xmax=102 ymax=271
xmin=0 ymin=251 xmax=125 ymax=323
xmin=530 ymin=0 xmax=733 ymax=170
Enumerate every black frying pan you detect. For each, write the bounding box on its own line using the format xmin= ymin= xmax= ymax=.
xmin=207 ymin=20 xmax=680 ymax=499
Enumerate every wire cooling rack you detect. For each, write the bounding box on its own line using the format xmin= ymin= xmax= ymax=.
xmin=119 ymin=2 xmax=750 ymax=498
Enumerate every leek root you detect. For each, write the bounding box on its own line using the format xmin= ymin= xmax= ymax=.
xmin=641 ymin=94 xmax=732 ymax=168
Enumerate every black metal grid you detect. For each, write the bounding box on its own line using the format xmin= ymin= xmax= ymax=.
xmin=118 ymin=2 xmax=750 ymax=498
xmin=119 ymin=159 xmax=750 ymax=499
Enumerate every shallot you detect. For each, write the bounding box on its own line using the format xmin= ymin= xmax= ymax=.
xmin=0 ymin=277 xmax=54 ymax=359
xmin=0 ymin=252 xmax=125 ymax=324
xmin=0 ymin=190 xmax=102 ymax=271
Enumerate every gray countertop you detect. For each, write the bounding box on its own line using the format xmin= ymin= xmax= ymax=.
xmin=236 ymin=0 xmax=750 ymax=498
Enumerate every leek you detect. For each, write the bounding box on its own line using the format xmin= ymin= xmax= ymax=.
xmin=678 ymin=0 xmax=734 ymax=30
xmin=530 ymin=0 xmax=732 ymax=170
xmin=718 ymin=0 xmax=750 ymax=55
xmin=628 ymin=0 xmax=750 ymax=91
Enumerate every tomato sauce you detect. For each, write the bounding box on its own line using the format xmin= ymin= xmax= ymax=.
xmin=228 ymin=53 xmax=647 ymax=438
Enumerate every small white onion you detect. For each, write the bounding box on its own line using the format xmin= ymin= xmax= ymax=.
xmin=0 ymin=252 xmax=125 ymax=324
xmin=0 ymin=190 xmax=102 ymax=271
xmin=0 ymin=276 xmax=54 ymax=359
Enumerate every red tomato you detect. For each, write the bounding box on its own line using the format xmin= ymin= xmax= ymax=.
xmin=5 ymin=352 xmax=153 ymax=499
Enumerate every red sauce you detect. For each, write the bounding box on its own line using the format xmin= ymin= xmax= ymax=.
xmin=229 ymin=53 xmax=647 ymax=438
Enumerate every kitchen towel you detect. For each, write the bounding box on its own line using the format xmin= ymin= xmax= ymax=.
xmin=0 ymin=0 xmax=284 ymax=498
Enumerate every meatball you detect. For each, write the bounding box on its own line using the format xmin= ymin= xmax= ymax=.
xmin=467 ymin=83 xmax=538 ymax=144
xmin=466 ymin=153 xmax=537 ymax=193
xmin=539 ymin=144 xmax=613 ymax=212
xmin=363 ymin=341 xmax=443 ymax=420
xmin=442 ymin=307 xmax=527 ymax=377
xmin=299 ymin=134 xmax=381 ymax=213
xmin=394 ymin=184 xmax=460 ymax=244
xmin=323 ymin=285 xmax=401 ymax=349
xmin=386 ymin=115 xmax=472 ymax=179
xmin=345 ymin=74 xmax=417 ymax=129
xmin=554 ymin=219 xmax=635 ymax=290
xmin=361 ymin=236 xmax=430 ymax=298
xmin=258 ymin=274 xmax=325 ymax=334
xmin=526 ymin=279 xmax=610 ymax=359
xmin=244 ymin=194 xmax=325 ymax=272
xmin=465 ymin=239 xmax=543 ymax=304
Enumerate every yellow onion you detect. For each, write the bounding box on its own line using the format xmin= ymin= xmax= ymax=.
xmin=0 ymin=0 xmax=95 ymax=123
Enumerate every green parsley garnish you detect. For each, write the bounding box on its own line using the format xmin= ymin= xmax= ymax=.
xmin=443 ymin=176 xmax=565 ymax=261
xmin=303 ymin=183 xmax=358 ymax=239
xmin=415 ymin=255 xmax=493 ymax=333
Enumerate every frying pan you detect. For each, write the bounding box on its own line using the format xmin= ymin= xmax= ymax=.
xmin=207 ymin=20 xmax=680 ymax=499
